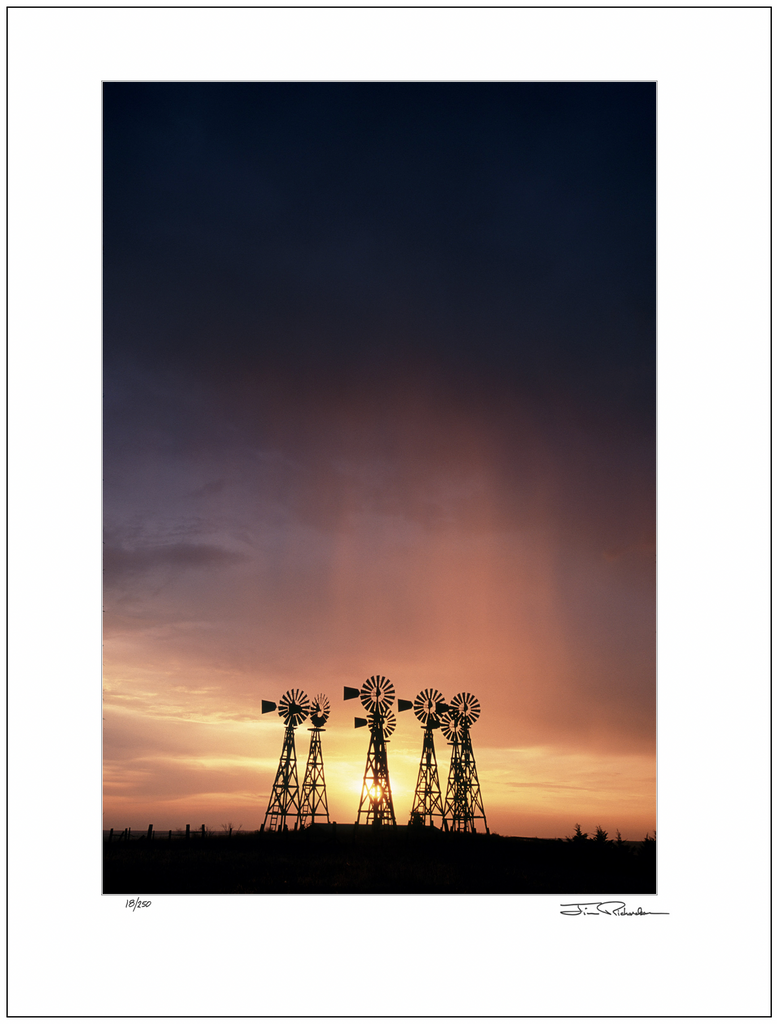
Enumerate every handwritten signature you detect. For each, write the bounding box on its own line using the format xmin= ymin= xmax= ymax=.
xmin=560 ymin=901 xmax=668 ymax=916
xmin=125 ymin=897 xmax=152 ymax=911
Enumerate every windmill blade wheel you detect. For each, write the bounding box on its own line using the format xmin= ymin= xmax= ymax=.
xmin=359 ymin=675 xmax=395 ymax=714
xmin=450 ymin=691 xmax=481 ymax=727
xmin=440 ymin=710 xmax=463 ymax=742
xmin=278 ymin=688 xmax=310 ymax=727
xmin=367 ymin=709 xmax=396 ymax=738
xmin=413 ymin=687 xmax=445 ymax=726
xmin=310 ymin=692 xmax=330 ymax=727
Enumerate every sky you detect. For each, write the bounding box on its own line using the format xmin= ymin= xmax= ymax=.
xmin=103 ymin=82 xmax=655 ymax=839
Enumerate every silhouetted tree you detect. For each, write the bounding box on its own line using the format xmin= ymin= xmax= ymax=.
xmin=594 ymin=825 xmax=609 ymax=843
xmin=614 ymin=829 xmax=625 ymax=847
xmin=638 ymin=830 xmax=656 ymax=880
xmin=566 ymin=823 xmax=588 ymax=843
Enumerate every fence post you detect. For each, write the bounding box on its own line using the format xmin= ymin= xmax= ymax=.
xmin=201 ymin=824 xmax=205 ymax=839
xmin=168 ymin=829 xmax=172 ymax=841
xmin=229 ymin=826 xmax=232 ymax=837
xmin=147 ymin=824 xmax=153 ymax=841
xmin=185 ymin=824 xmax=190 ymax=840
xmin=127 ymin=828 xmax=131 ymax=841
xmin=108 ymin=828 xmax=113 ymax=843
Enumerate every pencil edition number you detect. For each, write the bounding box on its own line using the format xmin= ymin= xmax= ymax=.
xmin=125 ymin=898 xmax=151 ymax=910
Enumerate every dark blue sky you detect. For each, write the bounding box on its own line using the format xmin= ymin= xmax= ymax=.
xmin=104 ymin=82 xmax=654 ymax=421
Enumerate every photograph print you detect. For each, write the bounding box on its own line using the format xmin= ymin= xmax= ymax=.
xmin=102 ymin=81 xmax=656 ymax=894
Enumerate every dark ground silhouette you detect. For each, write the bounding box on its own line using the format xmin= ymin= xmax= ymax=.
xmin=103 ymin=825 xmax=656 ymax=895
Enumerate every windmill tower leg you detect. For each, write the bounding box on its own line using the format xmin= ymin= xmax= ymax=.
xmin=442 ymin=733 xmax=462 ymax=831
xmin=299 ymin=728 xmax=330 ymax=827
xmin=410 ymin=722 xmax=444 ymax=826
xmin=357 ymin=718 xmax=396 ymax=826
xmin=264 ymin=722 xmax=302 ymax=831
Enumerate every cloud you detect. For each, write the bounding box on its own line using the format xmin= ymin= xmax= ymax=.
xmin=103 ymin=541 xmax=247 ymax=583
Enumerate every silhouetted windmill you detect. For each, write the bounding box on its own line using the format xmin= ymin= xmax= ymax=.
xmin=261 ymin=688 xmax=310 ymax=831
xmin=344 ymin=674 xmax=412 ymax=826
xmin=299 ymin=693 xmax=331 ymax=828
xmin=409 ymin=688 xmax=447 ymax=827
xmin=441 ymin=692 xmax=488 ymax=833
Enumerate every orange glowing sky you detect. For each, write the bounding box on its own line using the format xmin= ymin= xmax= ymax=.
xmin=103 ymin=82 xmax=655 ymax=839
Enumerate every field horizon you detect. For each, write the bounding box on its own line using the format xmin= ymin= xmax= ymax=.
xmin=103 ymin=822 xmax=656 ymax=895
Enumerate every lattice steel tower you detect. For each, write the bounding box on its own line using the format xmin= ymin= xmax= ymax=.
xmin=261 ymin=688 xmax=310 ymax=831
xmin=345 ymin=675 xmax=412 ymax=826
xmin=299 ymin=693 xmax=331 ymax=827
xmin=409 ymin=688 xmax=447 ymax=827
xmin=441 ymin=692 xmax=488 ymax=833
